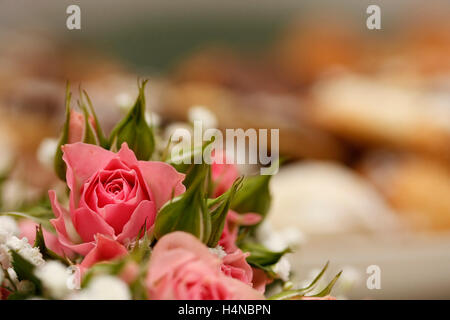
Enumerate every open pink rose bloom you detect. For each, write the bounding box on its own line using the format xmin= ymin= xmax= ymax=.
xmin=49 ymin=142 xmax=185 ymax=255
xmin=146 ymin=231 xmax=264 ymax=300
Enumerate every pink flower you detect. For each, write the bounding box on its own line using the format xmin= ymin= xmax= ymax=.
xmin=218 ymin=210 xmax=262 ymax=253
xmin=49 ymin=142 xmax=185 ymax=255
xmin=251 ymin=267 xmax=272 ymax=294
xmin=145 ymin=231 xmax=264 ymax=300
xmin=18 ymin=220 xmax=74 ymax=258
xmin=211 ymin=150 xmax=239 ymax=197
xmin=72 ymin=235 xmax=130 ymax=288
xmin=80 ymin=234 xmax=128 ymax=269
xmin=68 ymin=110 xmax=96 ymax=144
xmin=220 ymin=249 xmax=253 ymax=286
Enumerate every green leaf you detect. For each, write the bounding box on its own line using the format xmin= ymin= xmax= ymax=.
xmin=310 ymin=271 xmax=342 ymax=298
xmin=268 ymin=262 xmax=341 ymax=300
xmin=109 ymin=80 xmax=155 ymax=160
xmin=241 ymin=242 xmax=290 ymax=268
xmin=33 ymin=224 xmax=71 ymax=265
xmin=154 ymin=163 xmax=211 ymax=243
xmin=54 ymin=83 xmax=72 ymax=181
xmin=231 ymin=174 xmax=271 ymax=219
xmin=9 ymin=250 xmax=42 ymax=294
xmin=166 ymin=137 xmax=215 ymax=190
xmin=78 ymin=100 xmax=100 ymax=146
xmin=207 ymin=177 xmax=243 ymax=247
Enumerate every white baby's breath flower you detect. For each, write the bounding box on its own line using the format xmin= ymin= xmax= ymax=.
xmin=5 ymin=236 xmax=44 ymax=267
xmin=68 ymin=275 xmax=131 ymax=300
xmin=0 ymin=244 xmax=10 ymax=269
xmin=208 ymin=245 xmax=227 ymax=259
xmin=273 ymin=256 xmax=291 ymax=282
xmin=188 ymin=106 xmax=218 ymax=129
xmin=36 ymin=138 xmax=58 ymax=169
xmin=66 ymin=265 xmax=81 ymax=290
xmin=256 ymin=220 xmax=305 ymax=252
xmin=7 ymin=267 xmax=18 ymax=285
xmin=35 ymin=261 xmax=72 ymax=298
xmin=0 ymin=216 xmax=19 ymax=238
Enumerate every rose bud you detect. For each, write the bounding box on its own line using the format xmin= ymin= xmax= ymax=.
xmin=109 ymin=80 xmax=155 ymax=161
xmin=54 ymin=86 xmax=106 ymax=181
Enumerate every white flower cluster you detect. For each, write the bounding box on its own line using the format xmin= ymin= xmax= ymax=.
xmin=256 ymin=220 xmax=304 ymax=252
xmin=254 ymin=220 xmax=305 ymax=282
xmin=0 ymin=216 xmax=44 ymax=270
xmin=68 ymin=275 xmax=131 ymax=300
xmin=35 ymin=261 xmax=72 ymax=298
xmin=0 ymin=216 xmax=45 ymax=295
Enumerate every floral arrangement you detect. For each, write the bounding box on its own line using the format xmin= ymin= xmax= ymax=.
xmin=0 ymin=81 xmax=340 ymax=300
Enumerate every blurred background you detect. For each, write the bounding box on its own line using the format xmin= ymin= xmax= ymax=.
xmin=0 ymin=0 xmax=449 ymax=299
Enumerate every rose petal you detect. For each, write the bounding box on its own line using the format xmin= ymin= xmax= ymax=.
xmin=117 ymin=143 xmax=139 ymax=167
xmin=117 ymin=200 xmax=156 ymax=243
xmin=251 ymin=267 xmax=272 ymax=294
xmin=49 ymin=190 xmax=82 ymax=244
xmin=138 ymin=161 xmax=185 ymax=210
xmin=227 ymin=210 xmax=262 ymax=227
xmin=62 ymin=143 xmax=115 ymax=209
xmin=72 ymin=207 xmax=115 ymax=243
xmin=80 ymin=234 xmax=128 ymax=269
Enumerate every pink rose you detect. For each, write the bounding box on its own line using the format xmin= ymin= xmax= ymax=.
xmin=220 ymin=249 xmax=253 ymax=286
xmin=18 ymin=220 xmax=74 ymax=258
xmin=251 ymin=267 xmax=273 ymax=294
xmin=75 ymin=234 xmax=129 ymax=285
xmin=145 ymin=231 xmax=264 ymax=300
xmin=49 ymin=142 xmax=185 ymax=255
xmin=80 ymin=234 xmax=128 ymax=269
xmin=219 ymin=210 xmax=262 ymax=253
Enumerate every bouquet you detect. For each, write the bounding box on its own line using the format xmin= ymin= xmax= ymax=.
xmin=0 ymin=81 xmax=340 ymax=300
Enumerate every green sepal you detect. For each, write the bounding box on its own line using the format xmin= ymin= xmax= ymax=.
xmin=9 ymin=250 xmax=42 ymax=294
xmin=109 ymin=80 xmax=155 ymax=160
xmin=33 ymin=224 xmax=71 ymax=266
xmin=81 ymin=89 xmax=109 ymax=148
xmin=54 ymin=83 xmax=72 ymax=181
xmin=231 ymin=174 xmax=272 ymax=219
xmin=207 ymin=177 xmax=243 ymax=247
xmin=153 ymin=163 xmax=211 ymax=243
xmin=240 ymin=242 xmax=290 ymax=276
xmin=268 ymin=261 xmax=342 ymax=300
